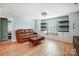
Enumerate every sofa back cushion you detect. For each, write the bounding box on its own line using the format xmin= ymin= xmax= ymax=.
xmin=29 ymin=29 xmax=33 ymax=32
xmin=25 ymin=29 xmax=30 ymax=33
xmin=16 ymin=29 xmax=35 ymax=35
xmin=16 ymin=29 xmax=25 ymax=34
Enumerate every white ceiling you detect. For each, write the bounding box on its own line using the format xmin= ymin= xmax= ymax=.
xmin=0 ymin=3 xmax=79 ymax=19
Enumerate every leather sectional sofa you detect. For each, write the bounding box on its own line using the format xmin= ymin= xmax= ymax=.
xmin=16 ymin=29 xmax=37 ymax=43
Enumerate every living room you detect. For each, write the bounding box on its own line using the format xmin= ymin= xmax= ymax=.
xmin=0 ymin=3 xmax=79 ymax=56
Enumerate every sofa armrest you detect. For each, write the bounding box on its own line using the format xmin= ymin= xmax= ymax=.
xmin=34 ymin=32 xmax=37 ymax=34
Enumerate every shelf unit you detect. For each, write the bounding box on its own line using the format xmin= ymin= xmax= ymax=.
xmin=58 ymin=20 xmax=69 ymax=32
xmin=40 ymin=20 xmax=47 ymax=31
xmin=8 ymin=32 xmax=12 ymax=39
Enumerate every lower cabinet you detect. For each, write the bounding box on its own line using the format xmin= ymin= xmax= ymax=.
xmin=58 ymin=32 xmax=70 ymax=43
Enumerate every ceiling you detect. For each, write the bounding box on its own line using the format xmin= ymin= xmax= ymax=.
xmin=0 ymin=3 xmax=79 ymax=19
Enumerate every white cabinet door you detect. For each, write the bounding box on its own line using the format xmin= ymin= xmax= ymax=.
xmin=62 ymin=32 xmax=69 ymax=42
xmin=58 ymin=32 xmax=69 ymax=42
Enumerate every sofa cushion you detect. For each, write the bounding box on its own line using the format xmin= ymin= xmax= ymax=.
xmin=26 ymin=33 xmax=30 ymax=35
xmin=30 ymin=33 xmax=34 ymax=35
xmin=30 ymin=35 xmax=37 ymax=37
xmin=29 ymin=29 xmax=33 ymax=32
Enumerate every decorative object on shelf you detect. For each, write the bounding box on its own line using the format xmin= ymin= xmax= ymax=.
xmin=41 ymin=12 xmax=47 ymax=17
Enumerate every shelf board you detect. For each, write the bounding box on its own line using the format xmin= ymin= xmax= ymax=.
xmin=41 ymin=27 xmax=47 ymax=28
xmin=58 ymin=31 xmax=69 ymax=32
xmin=41 ymin=29 xmax=46 ymax=31
xmin=41 ymin=23 xmax=47 ymax=25
xmin=59 ymin=20 xmax=69 ymax=23
xmin=59 ymin=26 xmax=69 ymax=27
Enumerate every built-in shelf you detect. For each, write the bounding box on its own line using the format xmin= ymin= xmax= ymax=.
xmin=58 ymin=18 xmax=69 ymax=32
xmin=40 ymin=20 xmax=47 ymax=31
xmin=8 ymin=32 xmax=12 ymax=39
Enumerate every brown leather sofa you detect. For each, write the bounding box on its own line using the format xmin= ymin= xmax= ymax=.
xmin=16 ymin=29 xmax=37 ymax=43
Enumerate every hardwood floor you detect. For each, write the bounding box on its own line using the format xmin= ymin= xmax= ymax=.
xmin=0 ymin=39 xmax=77 ymax=56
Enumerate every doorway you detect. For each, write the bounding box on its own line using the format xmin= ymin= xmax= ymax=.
xmin=8 ymin=18 xmax=13 ymax=40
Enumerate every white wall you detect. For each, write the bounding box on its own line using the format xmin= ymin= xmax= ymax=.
xmin=47 ymin=19 xmax=57 ymax=33
xmin=69 ymin=11 xmax=79 ymax=43
xmin=13 ymin=17 xmax=35 ymax=30
xmin=12 ymin=16 xmax=35 ymax=39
